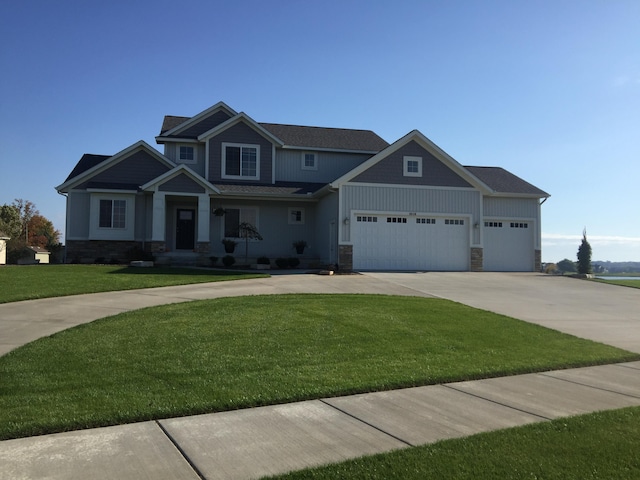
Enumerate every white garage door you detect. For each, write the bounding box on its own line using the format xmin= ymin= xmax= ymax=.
xmin=352 ymin=214 xmax=469 ymax=271
xmin=483 ymin=220 xmax=534 ymax=271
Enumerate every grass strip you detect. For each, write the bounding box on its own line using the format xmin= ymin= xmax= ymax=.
xmin=0 ymin=264 xmax=267 ymax=303
xmin=267 ymin=406 xmax=640 ymax=479
xmin=1 ymin=294 xmax=637 ymax=440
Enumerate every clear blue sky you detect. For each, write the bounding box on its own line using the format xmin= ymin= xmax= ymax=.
xmin=1 ymin=0 xmax=639 ymax=263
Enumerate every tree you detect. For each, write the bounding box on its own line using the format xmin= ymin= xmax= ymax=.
xmin=577 ymin=228 xmax=593 ymax=275
xmin=556 ymin=258 xmax=577 ymax=274
xmin=238 ymin=222 xmax=263 ymax=263
xmin=27 ymin=214 xmax=61 ymax=249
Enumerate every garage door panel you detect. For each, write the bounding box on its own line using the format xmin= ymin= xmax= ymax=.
xmin=352 ymin=214 xmax=469 ymax=271
xmin=483 ymin=220 xmax=534 ymax=271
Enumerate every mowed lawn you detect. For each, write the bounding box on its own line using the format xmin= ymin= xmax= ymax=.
xmin=267 ymin=406 xmax=640 ymax=480
xmin=1 ymin=294 xmax=637 ymax=440
xmin=0 ymin=264 xmax=267 ymax=303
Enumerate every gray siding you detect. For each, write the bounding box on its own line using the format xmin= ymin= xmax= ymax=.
xmin=207 ymin=122 xmax=274 ymax=184
xmin=163 ymin=144 xmax=206 ymax=177
xmin=77 ymin=151 xmax=171 ymax=189
xmin=314 ymin=192 xmax=339 ymax=264
xmin=340 ymin=184 xmax=481 ymax=243
xmin=353 ymin=141 xmax=472 ymax=187
xmin=134 ymin=193 xmax=148 ymax=241
xmin=159 ymin=173 xmax=206 ymax=193
xmin=179 ymin=110 xmax=232 ymax=138
xmin=67 ymin=191 xmax=90 ymax=239
xmin=275 ymin=149 xmax=370 ymax=183
xmin=483 ymin=197 xmax=539 ymax=218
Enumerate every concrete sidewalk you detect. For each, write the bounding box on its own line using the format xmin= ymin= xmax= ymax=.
xmin=1 ymin=272 xmax=640 ymax=479
xmin=2 ymin=361 xmax=640 ymax=480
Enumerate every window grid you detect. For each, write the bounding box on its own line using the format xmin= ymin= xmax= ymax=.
xmin=357 ymin=216 xmax=378 ymax=222
xmin=485 ymin=221 xmax=503 ymax=228
xmin=179 ymin=146 xmax=194 ymax=162
xmin=445 ymin=219 xmax=465 ymax=226
xmin=510 ymin=222 xmax=529 ymax=228
xmin=99 ymin=199 xmax=126 ymax=229
xmin=387 ymin=217 xmax=407 ymax=224
xmin=416 ymin=218 xmax=436 ymax=224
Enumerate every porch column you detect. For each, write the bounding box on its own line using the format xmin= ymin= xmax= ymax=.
xmin=151 ymin=192 xmax=166 ymax=241
xmin=197 ymin=194 xmax=210 ymax=243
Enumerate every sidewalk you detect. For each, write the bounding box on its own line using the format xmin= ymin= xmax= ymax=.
xmin=1 ymin=272 xmax=640 ymax=479
xmin=2 ymin=361 xmax=640 ymax=480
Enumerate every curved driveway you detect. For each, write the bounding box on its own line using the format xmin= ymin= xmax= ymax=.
xmin=1 ymin=272 xmax=639 ymax=355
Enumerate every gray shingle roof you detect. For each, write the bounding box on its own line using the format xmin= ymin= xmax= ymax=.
xmin=160 ymin=116 xmax=191 ymax=135
xmin=65 ymin=154 xmax=110 ymax=182
xmin=465 ymin=166 xmax=549 ymax=197
xmin=259 ymin=123 xmax=389 ymax=152
xmin=214 ymin=182 xmax=327 ymax=196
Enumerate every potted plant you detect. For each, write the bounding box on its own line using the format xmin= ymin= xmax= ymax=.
xmin=293 ymin=240 xmax=307 ymax=255
xmin=222 ymin=238 xmax=237 ymax=254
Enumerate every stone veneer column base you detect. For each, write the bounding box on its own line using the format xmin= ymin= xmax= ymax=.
xmin=470 ymin=247 xmax=483 ymax=272
xmin=149 ymin=241 xmax=166 ymax=254
xmin=535 ymin=249 xmax=542 ymax=272
xmin=338 ymin=244 xmax=353 ymax=272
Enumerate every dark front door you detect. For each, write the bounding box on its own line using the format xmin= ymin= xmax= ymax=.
xmin=176 ymin=209 xmax=195 ymax=250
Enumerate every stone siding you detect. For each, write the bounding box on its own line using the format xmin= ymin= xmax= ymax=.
xmin=66 ymin=240 xmax=142 ymax=263
xmin=535 ymin=249 xmax=542 ymax=272
xmin=339 ymin=244 xmax=353 ymax=272
xmin=471 ymin=247 xmax=483 ymax=272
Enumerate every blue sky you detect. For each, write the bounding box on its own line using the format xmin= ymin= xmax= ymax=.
xmin=1 ymin=0 xmax=639 ymax=262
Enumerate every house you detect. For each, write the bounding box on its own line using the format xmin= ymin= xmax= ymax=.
xmin=0 ymin=230 xmax=8 ymax=265
xmin=56 ymin=101 xmax=549 ymax=271
xmin=17 ymin=246 xmax=51 ymax=265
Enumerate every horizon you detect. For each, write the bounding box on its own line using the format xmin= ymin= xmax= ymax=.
xmin=1 ymin=1 xmax=639 ymax=263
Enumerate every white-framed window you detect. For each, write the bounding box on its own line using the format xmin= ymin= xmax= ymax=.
xmin=356 ymin=216 xmax=378 ymax=222
xmin=445 ymin=219 xmax=465 ymax=225
xmin=301 ymin=152 xmax=317 ymax=170
xmin=403 ymin=156 xmax=422 ymax=177
xmin=222 ymin=143 xmax=260 ymax=180
xmin=99 ymin=199 xmax=126 ymax=229
xmin=224 ymin=207 xmax=258 ymax=238
xmin=178 ymin=145 xmax=196 ymax=164
xmin=288 ymin=207 xmax=305 ymax=225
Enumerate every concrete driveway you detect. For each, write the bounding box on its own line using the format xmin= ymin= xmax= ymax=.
xmin=1 ymin=271 xmax=639 ymax=355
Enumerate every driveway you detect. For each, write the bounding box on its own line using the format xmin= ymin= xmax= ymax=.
xmin=1 ymin=272 xmax=639 ymax=355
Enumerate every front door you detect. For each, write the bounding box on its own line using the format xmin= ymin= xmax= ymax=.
xmin=176 ymin=209 xmax=195 ymax=250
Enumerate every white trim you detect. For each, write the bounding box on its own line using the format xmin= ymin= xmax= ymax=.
xmin=403 ymin=156 xmax=422 ymax=177
xmin=301 ymin=152 xmax=318 ymax=171
xmin=86 ymin=188 xmax=138 ymax=194
xmin=198 ymin=112 xmax=284 ymax=146
xmin=345 ymin=181 xmax=478 ymax=192
xmin=177 ymin=144 xmax=197 ymax=165
xmin=221 ymin=142 xmax=261 ymax=180
xmin=158 ymin=101 xmax=237 ymax=138
xmin=141 ymin=164 xmax=219 ymax=194
xmin=281 ymin=145 xmax=381 ymax=155
xmin=89 ymin=193 xmax=136 ymax=241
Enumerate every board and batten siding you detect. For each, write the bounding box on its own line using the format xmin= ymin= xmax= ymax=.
xmin=340 ymin=184 xmax=481 ymax=243
xmin=313 ymin=192 xmax=339 ymax=264
xmin=163 ymin=143 xmax=206 ymax=177
xmin=66 ymin=191 xmax=91 ymax=239
xmin=275 ymin=150 xmax=370 ymax=183
xmin=483 ymin=196 xmax=542 ymax=250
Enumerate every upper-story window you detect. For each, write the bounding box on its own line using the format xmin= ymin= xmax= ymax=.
xmin=178 ymin=145 xmax=196 ymax=164
xmin=403 ymin=156 xmax=422 ymax=177
xmin=302 ymin=152 xmax=317 ymax=170
xmin=222 ymin=143 xmax=260 ymax=180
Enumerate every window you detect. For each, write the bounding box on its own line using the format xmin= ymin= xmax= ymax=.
xmin=224 ymin=207 xmax=258 ymax=238
xmin=99 ymin=199 xmax=126 ymax=229
xmin=417 ymin=218 xmax=436 ymax=224
xmin=302 ymin=152 xmax=317 ymax=170
xmin=485 ymin=221 xmax=503 ymax=228
xmin=178 ymin=145 xmax=196 ymax=164
xmin=403 ymin=156 xmax=422 ymax=177
xmin=510 ymin=222 xmax=529 ymax=229
xmin=357 ymin=216 xmax=378 ymax=222
xmin=445 ymin=219 xmax=464 ymax=225
xmin=222 ymin=143 xmax=260 ymax=180
xmin=288 ymin=208 xmax=305 ymax=225
xmin=387 ymin=217 xmax=407 ymax=224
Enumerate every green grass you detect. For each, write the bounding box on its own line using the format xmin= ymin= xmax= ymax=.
xmin=593 ymin=278 xmax=640 ymax=289
xmin=267 ymin=406 xmax=640 ymax=479
xmin=1 ymin=294 xmax=637 ymax=440
xmin=0 ymin=264 xmax=268 ymax=303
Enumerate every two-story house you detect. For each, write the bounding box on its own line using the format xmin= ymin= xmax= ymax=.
xmin=56 ymin=101 xmax=549 ymax=271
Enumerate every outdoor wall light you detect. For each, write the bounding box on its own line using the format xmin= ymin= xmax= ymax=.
xmin=343 ymin=217 xmax=350 ymax=225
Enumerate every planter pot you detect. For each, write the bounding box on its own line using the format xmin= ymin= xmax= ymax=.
xmin=224 ymin=245 xmax=236 ymax=254
xmin=295 ymin=246 xmax=305 ymax=255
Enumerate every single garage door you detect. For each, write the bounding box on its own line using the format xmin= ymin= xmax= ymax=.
xmin=352 ymin=214 xmax=469 ymax=271
xmin=483 ymin=220 xmax=534 ymax=271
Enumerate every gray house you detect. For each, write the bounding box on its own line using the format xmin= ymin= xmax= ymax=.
xmin=56 ymin=101 xmax=549 ymax=271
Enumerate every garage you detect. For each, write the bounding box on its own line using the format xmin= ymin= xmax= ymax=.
xmin=483 ymin=220 xmax=534 ymax=271
xmin=352 ymin=213 xmax=470 ymax=271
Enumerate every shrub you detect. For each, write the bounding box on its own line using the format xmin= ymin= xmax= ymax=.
xmin=222 ymin=255 xmax=235 ymax=267
xmin=126 ymin=246 xmax=154 ymax=262
xmin=209 ymin=256 xmax=218 ymax=266
xmin=287 ymin=257 xmax=300 ymax=268
xmin=257 ymin=256 xmax=270 ymax=265
xmin=275 ymin=258 xmax=289 ymax=269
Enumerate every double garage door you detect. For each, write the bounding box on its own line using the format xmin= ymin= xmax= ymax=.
xmin=352 ymin=213 xmax=470 ymax=271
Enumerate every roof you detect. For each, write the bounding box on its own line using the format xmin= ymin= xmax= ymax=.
xmin=64 ymin=154 xmax=110 ymax=182
xmin=464 ymin=166 xmax=549 ymax=197
xmin=28 ymin=246 xmax=50 ymax=254
xmin=159 ymin=114 xmax=388 ymax=152
xmin=213 ymin=181 xmax=327 ymax=196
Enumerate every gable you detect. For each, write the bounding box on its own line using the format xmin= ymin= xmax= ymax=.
xmin=168 ymin=110 xmax=233 ymax=138
xmin=158 ymin=173 xmax=206 ymax=193
xmin=76 ymin=150 xmax=172 ymax=190
xmin=352 ymin=140 xmax=472 ymax=188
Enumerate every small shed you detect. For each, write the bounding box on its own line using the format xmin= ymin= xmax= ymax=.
xmin=18 ymin=246 xmax=51 ymax=265
xmin=0 ymin=230 xmax=9 ymax=265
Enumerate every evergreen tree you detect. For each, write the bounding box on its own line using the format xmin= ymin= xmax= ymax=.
xmin=577 ymin=228 xmax=592 ymax=274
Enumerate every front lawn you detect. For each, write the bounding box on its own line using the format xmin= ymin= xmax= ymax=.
xmin=268 ymin=406 xmax=640 ymax=479
xmin=593 ymin=278 xmax=640 ymax=289
xmin=1 ymin=294 xmax=636 ymax=440
xmin=0 ymin=264 xmax=268 ymax=303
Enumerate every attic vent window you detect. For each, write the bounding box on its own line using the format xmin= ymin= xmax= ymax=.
xmin=178 ymin=145 xmax=196 ymax=164
xmin=302 ymin=152 xmax=317 ymax=170
xmin=403 ymin=156 xmax=422 ymax=177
